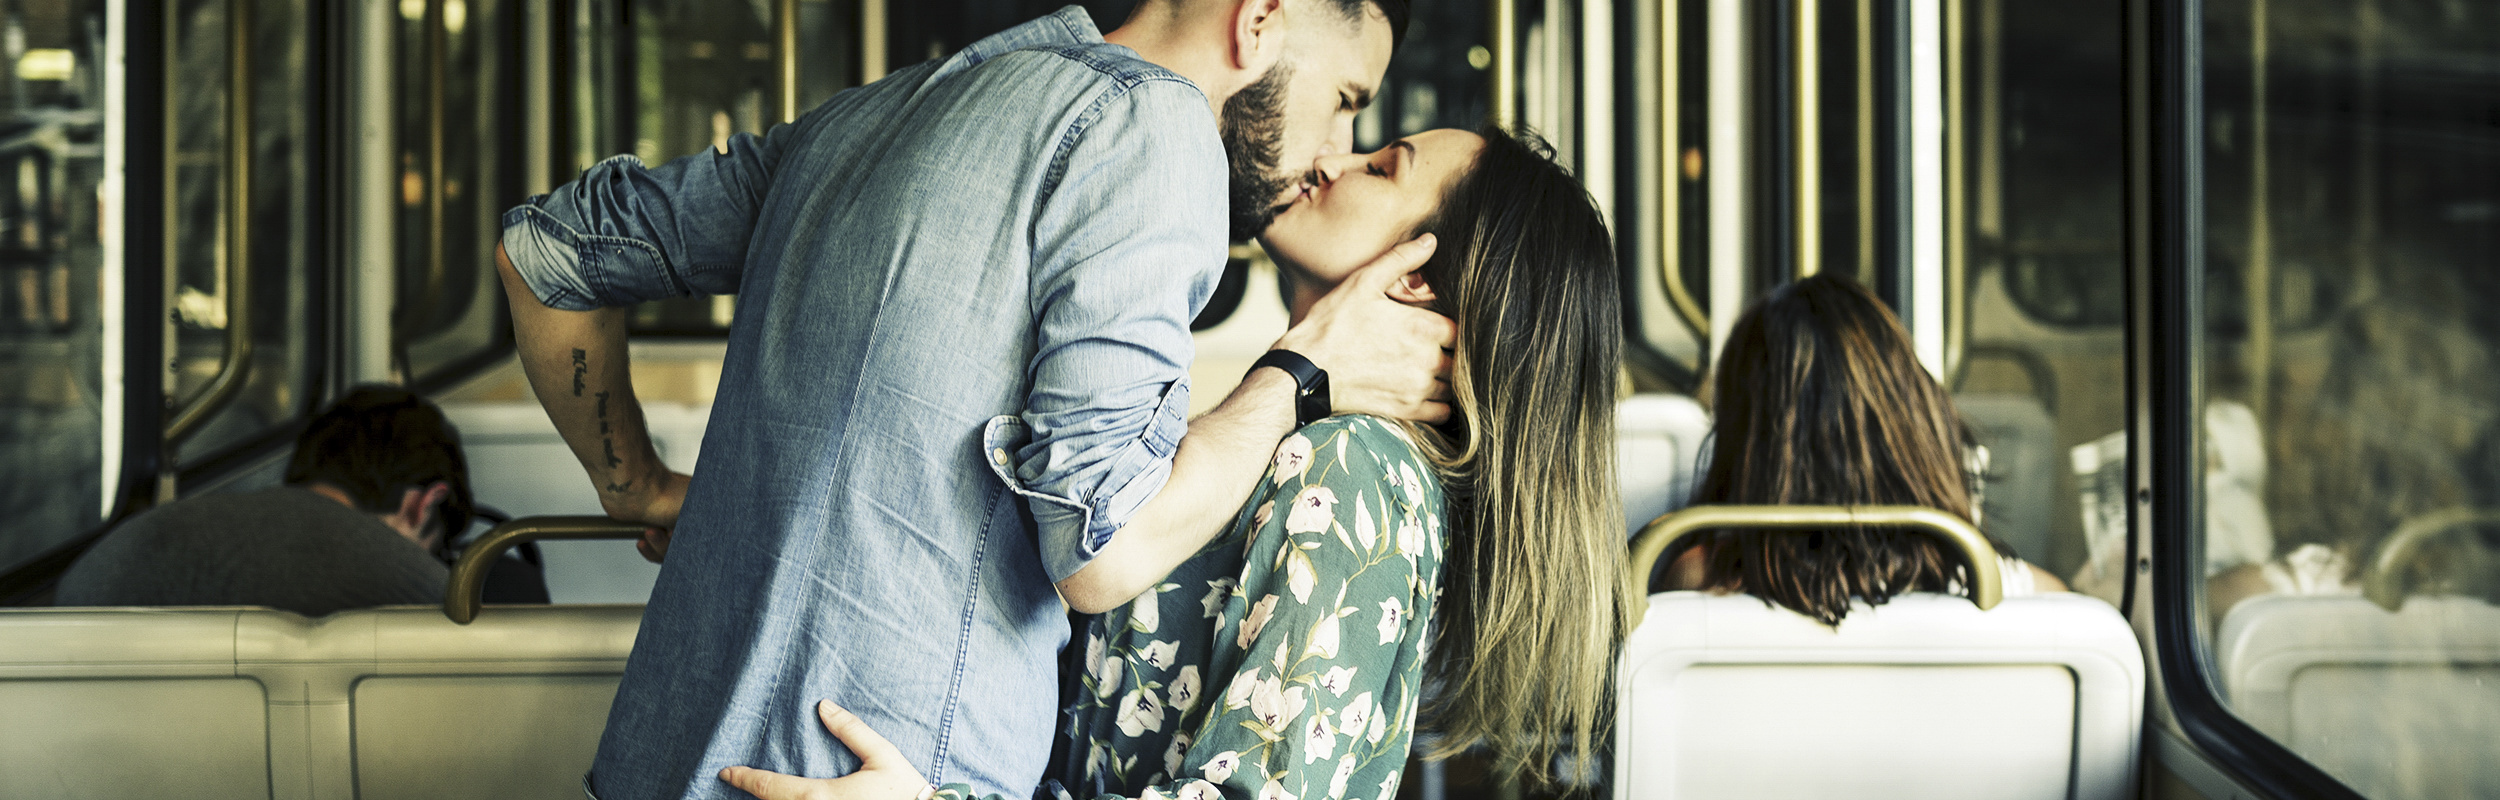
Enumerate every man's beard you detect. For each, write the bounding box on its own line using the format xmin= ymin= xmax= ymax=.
xmin=1220 ymin=60 xmax=1298 ymax=241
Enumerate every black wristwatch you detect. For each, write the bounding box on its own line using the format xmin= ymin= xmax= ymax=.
xmin=1248 ymin=349 xmax=1331 ymax=428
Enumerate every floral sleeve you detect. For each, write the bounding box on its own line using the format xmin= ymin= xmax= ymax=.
xmin=936 ymin=416 xmax=1446 ymax=800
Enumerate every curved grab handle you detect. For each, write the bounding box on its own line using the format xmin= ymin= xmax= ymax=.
xmin=166 ymin=0 xmax=256 ymax=444
xmin=2362 ymin=508 xmax=2500 ymax=612
xmin=445 ymin=516 xmax=647 ymax=623
xmin=1626 ymin=505 xmax=2003 ymax=626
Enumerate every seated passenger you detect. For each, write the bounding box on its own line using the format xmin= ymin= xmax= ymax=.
xmin=716 ymin=127 xmax=1631 ymax=799
xmin=1658 ymin=274 xmax=2067 ymax=625
xmin=55 ymin=386 xmax=475 ymax=616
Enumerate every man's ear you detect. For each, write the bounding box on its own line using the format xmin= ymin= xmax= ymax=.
xmin=1228 ymin=0 xmax=1290 ymax=72
xmin=398 ymin=481 xmax=453 ymax=544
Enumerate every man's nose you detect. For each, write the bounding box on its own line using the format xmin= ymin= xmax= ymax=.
xmin=1311 ymin=153 xmax=1357 ymax=184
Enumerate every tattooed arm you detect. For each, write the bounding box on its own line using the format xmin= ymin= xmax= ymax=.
xmin=497 ymin=243 xmax=689 ymax=556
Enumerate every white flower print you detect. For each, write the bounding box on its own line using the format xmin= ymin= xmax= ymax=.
xmin=1238 ymin=594 xmax=1280 ymax=649
xmin=1257 ymin=778 xmax=1298 ymax=800
xmin=1367 ymin=696 xmax=1389 ymax=744
xmin=1087 ymin=741 xmax=1109 ymax=778
xmin=1115 ymin=687 xmax=1167 ymax=737
xmin=1130 ymin=586 xmax=1161 ymax=633
xmin=1316 ymin=665 xmax=1359 ymax=697
xmin=1272 ymin=434 xmax=1313 ymax=485
xmin=1253 ymin=500 xmax=1275 ymax=529
xmin=1169 ymin=665 xmax=1203 ymax=713
xmin=1224 ymin=667 xmax=1261 ymax=710
xmin=1284 ymin=486 xmax=1339 ymax=534
xmin=1181 ymin=780 xmax=1222 ymax=800
xmin=1163 ymin=732 xmax=1192 ymax=779
xmin=1353 ymin=493 xmax=1378 ymax=549
xmin=1329 ymin=755 xmax=1359 ymax=800
xmin=1396 ymin=514 xmax=1425 ymax=566
xmin=1397 ymin=462 xmax=1425 ymax=506
xmin=1338 ymin=693 xmax=1376 ymax=743
xmin=1376 ymin=597 xmax=1405 ymax=645
xmin=1090 ymin=633 xmax=1123 ymax=699
xmin=1305 ymin=611 xmax=1342 ymax=659
xmin=1140 ymin=639 xmax=1178 ymax=670
xmin=1200 ymin=751 xmax=1242 ymax=783
xmin=1249 ymin=676 xmax=1309 ymax=735
xmin=1286 ymin=549 xmax=1318 ymax=603
xmin=1375 ymin=773 xmax=1400 ymax=800
xmin=1201 ymin=578 xmax=1238 ymax=618
xmin=1144 ymin=788 xmax=1169 ymax=800
xmin=1301 ymin=711 xmax=1337 ymax=763
xmin=1083 ymin=632 xmax=1107 ymax=693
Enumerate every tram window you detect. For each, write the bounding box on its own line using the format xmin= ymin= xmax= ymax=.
xmin=396 ymin=0 xmax=525 ymax=386
xmin=2192 ymin=0 xmax=2500 ymax=796
xmin=1957 ymin=0 xmax=2128 ymax=586
xmin=0 ymin=0 xmax=109 ymax=575
xmin=162 ymin=0 xmax=322 ymax=468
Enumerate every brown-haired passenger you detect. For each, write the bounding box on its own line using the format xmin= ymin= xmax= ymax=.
xmin=1658 ymin=274 xmax=2067 ymax=626
xmin=719 ymin=127 xmax=1630 ymax=800
xmin=55 ymin=386 xmax=476 ymax=616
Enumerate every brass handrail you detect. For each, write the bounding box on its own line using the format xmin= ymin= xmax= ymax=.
xmin=1792 ymin=0 xmax=1820 ymax=278
xmin=773 ymin=0 xmax=798 ymax=122
xmin=1656 ymin=0 xmax=1705 ymax=339
xmin=445 ymin=516 xmax=647 ymax=623
xmin=859 ymin=0 xmax=887 ymax=83
xmin=2362 ymin=508 xmax=2500 ymax=612
xmin=1626 ymin=504 xmax=2004 ymax=625
xmin=1488 ymin=0 xmax=1517 ymax=127
xmin=166 ymin=0 xmax=256 ymax=445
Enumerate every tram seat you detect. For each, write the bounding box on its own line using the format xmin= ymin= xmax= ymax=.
xmin=0 ymin=604 xmax=638 ymax=800
xmin=447 ymin=401 xmax=710 ymax=603
xmin=2216 ymin=594 xmax=2500 ymax=799
xmin=1617 ymin=394 xmax=1712 ymax=536
xmin=1614 ymin=592 xmax=2143 ymax=800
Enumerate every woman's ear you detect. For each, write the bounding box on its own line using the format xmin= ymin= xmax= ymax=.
xmin=1386 ymin=269 xmax=1438 ymax=307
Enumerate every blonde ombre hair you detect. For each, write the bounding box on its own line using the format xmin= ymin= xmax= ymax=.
xmin=1396 ymin=126 xmax=1631 ymax=785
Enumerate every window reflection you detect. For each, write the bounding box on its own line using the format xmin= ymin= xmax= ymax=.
xmin=0 ymin=0 xmax=107 ymax=574
xmin=2197 ymin=0 xmax=2500 ymax=796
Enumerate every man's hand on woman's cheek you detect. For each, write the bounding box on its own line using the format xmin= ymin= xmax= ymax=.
xmin=1273 ymin=234 xmax=1457 ymax=424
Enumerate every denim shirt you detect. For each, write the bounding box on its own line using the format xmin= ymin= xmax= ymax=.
xmin=500 ymin=8 xmax=1225 ymax=798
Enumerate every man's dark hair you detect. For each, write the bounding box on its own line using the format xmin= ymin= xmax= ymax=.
xmin=284 ymin=386 xmax=474 ymax=539
xmin=1325 ymin=0 xmax=1409 ymax=50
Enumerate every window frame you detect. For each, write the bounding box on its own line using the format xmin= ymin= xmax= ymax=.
xmin=2125 ymin=0 xmax=2367 ymax=795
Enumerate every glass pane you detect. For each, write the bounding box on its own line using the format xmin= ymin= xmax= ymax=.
xmin=0 ymin=0 xmax=111 ymax=573
xmin=2197 ymin=0 xmax=2500 ymax=796
xmin=167 ymin=0 xmax=318 ymax=467
xmin=401 ymin=0 xmax=522 ymax=385
xmin=1959 ymin=0 xmax=2128 ymax=592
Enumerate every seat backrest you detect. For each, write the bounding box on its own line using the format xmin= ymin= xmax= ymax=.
xmin=0 ymin=605 xmax=640 ymax=800
xmin=1613 ymin=592 xmax=2143 ymax=800
xmin=2216 ymin=594 xmax=2500 ymax=799
xmin=1617 ymin=394 xmax=1713 ymax=536
xmin=447 ymin=401 xmax=711 ymax=603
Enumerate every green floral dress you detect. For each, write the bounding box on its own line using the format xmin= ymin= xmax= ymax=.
xmin=934 ymin=415 xmax=1448 ymax=800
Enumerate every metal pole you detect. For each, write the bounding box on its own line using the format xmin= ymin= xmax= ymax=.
xmin=1794 ymin=0 xmax=1819 ymax=277
xmin=166 ymin=0 xmax=255 ymax=446
xmin=773 ymin=0 xmax=796 ymax=122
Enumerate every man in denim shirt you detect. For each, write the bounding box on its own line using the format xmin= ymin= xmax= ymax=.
xmin=494 ymin=2 xmax=1447 ymax=798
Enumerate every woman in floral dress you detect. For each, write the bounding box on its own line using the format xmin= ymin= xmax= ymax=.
xmin=723 ymin=127 xmax=1630 ymax=800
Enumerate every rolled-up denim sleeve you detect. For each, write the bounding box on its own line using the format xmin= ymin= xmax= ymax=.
xmin=499 ymin=126 xmax=783 ymax=310
xmin=1006 ymin=77 xmax=1226 ymax=583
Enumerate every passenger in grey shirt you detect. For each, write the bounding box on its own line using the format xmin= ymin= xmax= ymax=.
xmin=56 ymin=386 xmax=475 ymax=617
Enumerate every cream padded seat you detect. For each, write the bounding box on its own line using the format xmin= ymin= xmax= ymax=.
xmin=0 ymin=604 xmax=639 ymax=800
xmin=1617 ymin=394 xmax=1712 ymax=536
xmin=2216 ymin=594 xmax=2500 ymax=799
xmin=1613 ymin=592 xmax=2143 ymax=800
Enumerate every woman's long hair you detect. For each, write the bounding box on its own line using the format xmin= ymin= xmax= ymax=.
xmin=1684 ymin=274 xmax=1982 ymax=625
xmin=1398 ymin=126 xmax=1630 ymax=784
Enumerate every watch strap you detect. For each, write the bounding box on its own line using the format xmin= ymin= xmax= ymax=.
xmin=1247 ymin=349 xmax=1331 ymax=427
